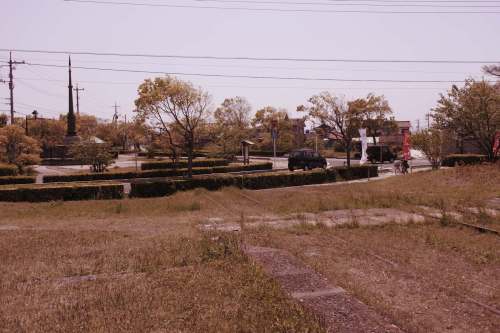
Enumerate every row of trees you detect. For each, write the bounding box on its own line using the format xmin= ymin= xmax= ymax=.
xmin=412 ymin=79 xmax=499 ymax=168
xmin=134 ymin=76 xmax=396 ymax=172
xmin=1 ymin=71 xmax=497 ymax=175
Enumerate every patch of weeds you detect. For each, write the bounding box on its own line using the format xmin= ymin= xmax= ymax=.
xmin=316 ymin=198 xmax=331 ymax=212
xmin=345 ymin=213 xmax=360 ymax=229
xmin=436 ymin=199 xmax=454 ymax=227
xmin=475 ymin=208 xmax=494 ymax=225
xmin=199 ymin=232 xmax=243 ymax=263
xmin=114 ymin=203 xmax=125 ymax=214
xmin=174 ymin=201 xmax=201 ymax=212
xmin=290 ymin=222 xmax=316 ymax=235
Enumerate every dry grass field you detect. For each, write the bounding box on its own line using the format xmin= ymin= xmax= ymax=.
xmin=1 ymin=165 xmax=499 ymax=332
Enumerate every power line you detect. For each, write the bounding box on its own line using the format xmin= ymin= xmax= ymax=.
xmin=62 ymin=0 xmax=500 ymax=14
xmin=5 ymin=56 xmax=485 ymax=74
xmin=193 ymin=0 xmax=500 ymax=8
xmin=24 ymin=61 xmax=491 ymax=83
xmin=15 ymin=76 xmax=480 ymax=90
xmin=1 ymin=48 xmax=498 ymax=64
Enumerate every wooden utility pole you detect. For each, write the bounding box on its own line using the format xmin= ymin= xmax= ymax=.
xmin=73 ymin=84 xmax=85 ymax=116
xmin=112 ymin=102 xmax=120 ymax=124
xmin=8 ymin=52 xmax=25 ymax=125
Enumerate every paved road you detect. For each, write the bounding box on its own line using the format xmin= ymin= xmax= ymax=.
xmin=246 ymin=156 xmax=431 ymax=172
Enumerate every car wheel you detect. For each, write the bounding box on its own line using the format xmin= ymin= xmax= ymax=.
xmin=288 ymin=167 xmax=294 ymax=171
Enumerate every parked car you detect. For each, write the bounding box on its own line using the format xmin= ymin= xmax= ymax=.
xmin=367 ymin=145 xmax=396 ymax=163
xmin=288 ymin=148 xmax=327 ymax=171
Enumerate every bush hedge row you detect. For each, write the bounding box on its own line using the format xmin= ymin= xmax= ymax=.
xmin=0 ymin=176 xmax=36 ymax=185
xmin=441 ymin=154 xmax=486 ymax=167
xmin=0 ymin=164 xmax=18 ymax=177
xmin=130 ymin=165 xmax=377 ymax=198
xmin=42 ymin=163 xmax=273 ymax=183
xmin=141 ymin=158 xmax=229 ymax=170
xmin=335 ymin=165 xmax=378 ymax=180
xmin=0 ymin=183 xmax=124 ymax=202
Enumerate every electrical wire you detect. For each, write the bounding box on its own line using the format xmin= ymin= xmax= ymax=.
xmin=1 ymin=49 xmax=498 ymax=64
xmin=193 ymin=0 xmax=500 ymax=8
xmin=24 ymin=61 xmax=491 ymax=83
xmin=62 ymin=0 xmax=500 ymax=14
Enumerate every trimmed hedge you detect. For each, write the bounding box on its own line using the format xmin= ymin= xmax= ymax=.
xmin=141 ymin=158 xmax=229 ymax=170
xmin=0 ymin=183 xmax=124 ymax=202
xmin=42 ymin=163 xmax=273 ymax=183
xmin=0 ymin=164 xmax=18 ymax=177
xmin=335 ymin=165 xmax=378 ymax=180
xmin=213 ymin=162 xmax=272 ymax=173
xmin=0 ymin=176 xmax=36 ymax=185
xmin=130 ymin=166 xmax=377 ymax=198
xmin=248 ymin=150 xmax=287 ymax=157
xmin=441 ymin=154 xmax=486 ymax=167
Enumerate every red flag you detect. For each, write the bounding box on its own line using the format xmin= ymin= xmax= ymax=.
xmin=403 ymin=130 xmax=411 ymax=161
xmin=493 ymin=132 xmax=500 ymax=157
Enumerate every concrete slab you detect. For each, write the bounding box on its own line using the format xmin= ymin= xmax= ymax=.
xmin=244 ymin=245 xmax=404 ymax=333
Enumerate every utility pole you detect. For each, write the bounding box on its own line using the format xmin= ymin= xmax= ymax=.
xmin=112 ymin=102 xmax=120 ymax=124
xmin=73 ymin=84 xmax=85 ymax=117
xmin=8 ymin=52 xmax=25 ymax=125
xmin=416 ymin=119 xmax=420 ymax=132
xmin=425 ymin=113 xmax=431 ymax=129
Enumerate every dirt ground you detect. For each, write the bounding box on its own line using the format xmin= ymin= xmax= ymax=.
xmin=245 ymin=223 xmax=500 ymax=333
xmin=1 ymin=165 xmax=499 ymax=332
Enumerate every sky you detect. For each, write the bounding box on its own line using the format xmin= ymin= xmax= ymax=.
xmin=1 ymin=0 xmax=499 ymax=129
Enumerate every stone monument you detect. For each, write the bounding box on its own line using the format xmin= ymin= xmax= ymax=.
xmin=63 ymin=56 xmax=80 ymax=145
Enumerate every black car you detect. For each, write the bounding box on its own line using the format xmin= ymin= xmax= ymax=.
xmin=288 ymin=149 xmax=327 ymax=171
xmin=367 ymin=145 xmax=396 ymax=163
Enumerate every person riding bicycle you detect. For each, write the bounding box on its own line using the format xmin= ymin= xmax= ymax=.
xmin=401 ymin=159 xmax=410 ymax=174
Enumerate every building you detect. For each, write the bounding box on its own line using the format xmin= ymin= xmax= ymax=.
xmin=379 ymin=120 xmax=411 ymax=149
xmin=289 ymin=117 xmax=306 ymax=148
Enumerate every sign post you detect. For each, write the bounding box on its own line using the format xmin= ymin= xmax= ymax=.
xmin=271 ymin=119 xmax=278 ymax=159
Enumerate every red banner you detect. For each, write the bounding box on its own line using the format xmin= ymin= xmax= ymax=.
xmin=494 ymin=132 xmax=500 ymax=157
xmin=403 ymin=130 xmax=411 ymax=161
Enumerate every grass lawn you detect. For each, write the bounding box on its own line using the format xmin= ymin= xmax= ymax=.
xmin=1 ymin=164 xmax=499 ymax=332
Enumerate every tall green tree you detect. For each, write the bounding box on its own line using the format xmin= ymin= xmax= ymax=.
xmin=433 ymin=80 xmax=500 ymax=161
xmin=298 ymin=92 xmax=362 ymax=167
xmin=135 ymin=76 xmax=211 ymax=178
xmin=411 ymin=128 xmax=444 ymax=170
xmin=251 ymin=106 xmax=297 ymax=152
xmin=213 ymin=97 xmax=251 ymax=153
xmin=349 ymin=93 xmax=393 ymax=144
xmin=0 ymin=125 xmax=41 ymax=172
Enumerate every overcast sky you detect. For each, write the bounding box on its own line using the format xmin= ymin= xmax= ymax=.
xmin=1 ymin=0 xmax=499 ymax=128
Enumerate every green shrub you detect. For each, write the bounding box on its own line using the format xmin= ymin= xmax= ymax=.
xmin=141 ymin=158 xmax=229 ymax=170
xmin=42 ymin=163 xmax=272 ymax=183
xmin=212 ymin=162 xmax=273 ymax=173
xmin=335 ymin=165 xmax=378 ymax=180
xmin=441 ymin=154 xmax=486 ymax=167
xmin=0 ymin=164 xmax=18 ymax=177
xmin=248 ymin=150 xmax=287 ymax=157
xmin=130 ymin=168 xmax=341 ymax=198
xmin=0 ymin=176 xmax=36 ymax=185
xmin=43 ymin=167 xmax=213 ymax=183
xmin=0 ymin=183 xmax=124 ymax=202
